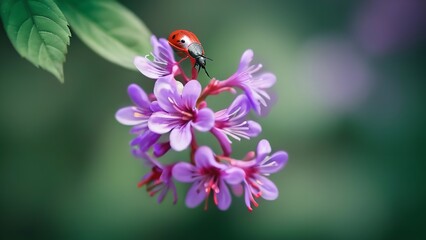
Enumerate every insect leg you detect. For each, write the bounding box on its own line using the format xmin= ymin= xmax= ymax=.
xmin=203 ymin=66 xmax=211 ymax=78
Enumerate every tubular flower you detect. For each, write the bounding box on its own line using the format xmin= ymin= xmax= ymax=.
xmin=134 ymin=36 xmax=179 ymax=79
xmin=218 ymin=49 xmax=276 ymax=114
xmin=232 ymin=139 xmax=288 ymax=211
xmin=211 ymin=94 xmax=261 ymax=156
xmin=133 ymin=149 xmax=177 ymax=204
xmin=148 ymin=76 xmax=214 ymax=151
xmin=172 ymin=146 xmax=244 ymax=210
xmin=115 ymin=84 xmax=160 ymax=151
xmin=116 ymin=33 xmax=288 ymax=211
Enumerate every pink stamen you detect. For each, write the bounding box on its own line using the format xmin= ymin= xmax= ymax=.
xmin=199 ymin=167 xmax=222 ymax=210
xmin=213 ymin=192 xmax=219 ymax=205
xmin=138 ymin=167 xmax=162 ymax=188
xmin=137 ymin=177 xmax=151 ymax=188
xmin=251 ymin=197 xmax=259 ymax=207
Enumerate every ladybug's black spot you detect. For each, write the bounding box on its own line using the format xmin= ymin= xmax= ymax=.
xmin=172 ymin=34 xmax=176 ymax=39
xmin=180 ymin=39 xmax=185 ymax=43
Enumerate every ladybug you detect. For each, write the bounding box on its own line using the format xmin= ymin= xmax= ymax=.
xmin=168 ymin=30 xmax=211 ymax=78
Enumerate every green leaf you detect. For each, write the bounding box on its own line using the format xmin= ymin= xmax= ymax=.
xmin=57 ymin=0 xmax=151 ymax=70
xmin=0 ymin=0 xmax=71 ymax=82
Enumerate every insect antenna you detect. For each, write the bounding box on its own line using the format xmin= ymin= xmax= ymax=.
xmin=203 ymin=55 xmax=213 ymax=61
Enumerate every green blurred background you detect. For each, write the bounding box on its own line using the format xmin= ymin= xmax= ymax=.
xmin=1 ymin=0 xmax=426 ymax=239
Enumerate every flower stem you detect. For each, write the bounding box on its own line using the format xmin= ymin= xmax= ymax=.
xmin=197 ymin=79 xmax=217 ymax=105
xmin=191 ymin=67 xmax=198 ymax=80
xmin=190 ymin=128 xmax=198 ymax=164
xmin=190 ymin=58 xmax=198 ymax=80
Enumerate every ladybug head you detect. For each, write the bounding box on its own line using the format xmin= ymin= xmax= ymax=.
xmin=197 ymin=56 xmax=207 ymax=68
xmin=195 ymin=55 xmax=212 ymax=78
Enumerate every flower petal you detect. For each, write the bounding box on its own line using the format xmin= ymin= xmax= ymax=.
xmin=160 ymin=165 xmax=174 ymax=183
xmin=134 ymin=56 xmax=163 ymax=79
xmin=172 ymin=162 xmax=197 ymax=182
xmin=130 ymin=134 xmax=143 ymax=146
xmin=238 ymin=49 xmax=254 ymax=72
xmin=223 ymin=167 xmax=245 ymax=185
xmin=115 ymin=107 xmax=146 ymax=126
xmin=244 ymin=184 xmax=254 ymax=211
xmin=153 ymin=76 xmax=179 ymax=113
xmin=230 ymin=183 xmax=244 ymax=196
xmin=242 ymin=86 xmax=261 ymax=114
xmin=256 ymin=139 xmax=272 ymax=162
xmin=132 ymin=149 xmax=162 ymax=168
xmin=255 ymin=72 xmax=276 ymax=88
xmin=134 ymin=36 xmax=175 ymax=79
xmin=192 ymin=108 xmax=214 ymax=132
xmin=127 ymin=84 xmax=150 ymax=110
xmin=150 ymin=101 xmax=162 ymax=112
xmin=186 ymin=182 xmax=207 ymax=208
xmin=157 ymin=38 xmax=176 ymax=63
xmin=182 ymin=80 xmax=201 ymax=109
xmin=259 ymin=151 xmax=288 ymax=174
xmin=137 ymin=131 xmax=161 ymax=151
xmin=259 ymin=90 xmax=277 ymax=116
xmin=217 ymin=181 xmax=232 ymax=211
xmin=194 ymin=146 xmax=225 ymax=169
xmin=148 ymin=111 xmax=181 ymax=134
xmin=130 ymin=124 xmax=147 ymax=134
xmin=169 ymin=123 xmax=192 ymax=151
xmin=153 ymin=141 xmax=171 ymax=158
xmin=157 ymin=185 xmax=169 ymax=203
xmin=150 ymin=36 xmax=162 ymax=55
xmin=227 ymin=94 xmax=250 ymax=118
xmin=214 ymin=109 xmax=227 ymax=122
xmin=246 ymin=120 xmax=262 ymax=137
xmin=256 ymin=175 xmax=279 ymax=200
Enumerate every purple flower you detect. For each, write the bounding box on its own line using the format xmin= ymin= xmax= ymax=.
xmin=115 ymin=84 xmax=160 ymax=151
xmin=232 ymin=139 xmax=288 ymax=211
xmin=116 ymin=33 xmax=287 ymax=212
xmin=134 ymin=36 xmax=179 ymax=79
xmin=172 ymin=146 xmax=245 ymax=210
xmin=133 ymin=149 xmax=178 ymax=204
xmin=218 ymin=50 xmax=276 ymax=114
xmin=211 ymin=94 xmax=262 ymax=155
xmin=148 ymin=77 xmax=215 ymax=151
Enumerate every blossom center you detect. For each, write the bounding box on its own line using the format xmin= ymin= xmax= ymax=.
xmin=244 ymin=167 xmax=262 ymax=196
xmin=167 ymin=97 xmax=196 ymax=121
xmin=138 ymin=166 xmax=164 ymax=196
xmin=199 ymin=167 xmax=222 ymax=209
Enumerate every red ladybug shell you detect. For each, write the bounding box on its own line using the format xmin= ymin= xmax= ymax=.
xmin=168 ymin=30 xmax=204 ymax=58
xmin=168 ymin=30 xmax=211 ymax=78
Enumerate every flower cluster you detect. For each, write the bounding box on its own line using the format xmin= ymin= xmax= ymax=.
xmin=116 ymin=36 xmax=288 ymax=211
